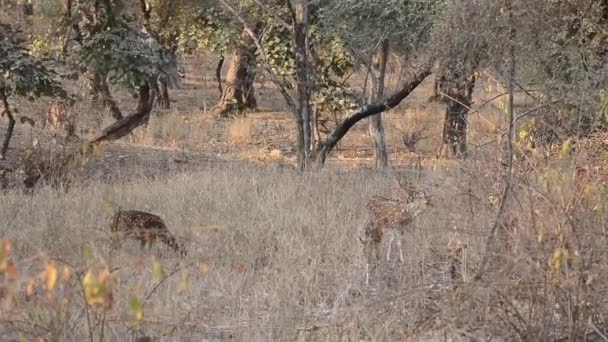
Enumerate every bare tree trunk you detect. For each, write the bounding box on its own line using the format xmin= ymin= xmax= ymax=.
xmin=216 ymin=55 xmax=225 ymax=97
xmin=156 ymin=79 xmax=170 ymax=109
xmin=96 ymin=72 xmax=124 ymax=120
xmin=438 ymin=75 xmax=475 ymax=159
xmin=367 ymin=38 xmax=389 ymax=168
xmin=89 ymin=83 xmax=155 ymax=144
xmin=18 ymin=0 xmax=33 ymax=27
xmin=293 ymin=0 xmax=313 ymax=169
xmin=215 ymin=25 xmax=261 ymax=117
xmin=0 ymin=89 xmax=16 ymax=160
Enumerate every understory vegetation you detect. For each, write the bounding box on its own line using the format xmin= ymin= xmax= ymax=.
xmin=1 ymin=0 xmax=608 ymax=341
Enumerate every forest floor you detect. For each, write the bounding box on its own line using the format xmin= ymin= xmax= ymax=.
xmin=2 ymin=58 xmax=605 ymax=341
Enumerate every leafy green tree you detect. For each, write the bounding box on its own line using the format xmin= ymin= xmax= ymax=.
xmin=81 ymin=25 xmax=179 ymax=144
xmin=0 ymin=23 xmax=66 ymax=160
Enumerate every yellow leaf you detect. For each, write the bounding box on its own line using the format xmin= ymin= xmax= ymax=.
xmin=151 ymin=260 xmax=164 ymax=283
xmin=129 ymin=296 xmax=144 ymax=325
xmin=83 ymin=265 xmax=113 ymax=309
xmin=62 ymin=266 xmax=72 ymax=281
xmin=26 ymin=279 xmax=35 ymax=296
xmin=45 ymin=262 xmax=58 ymax=292
xmin=82 ymin=245 xmax=94 ymax=261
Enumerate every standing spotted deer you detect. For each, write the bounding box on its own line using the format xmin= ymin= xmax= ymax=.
xmin=361 ymin=181 xmax=432 ymax=285
xmin=110 ymin=210 xmax=186 ymax=256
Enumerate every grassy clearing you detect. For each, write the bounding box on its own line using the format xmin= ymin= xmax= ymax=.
xmin=3 ymin=143 xmax=605 ymax=341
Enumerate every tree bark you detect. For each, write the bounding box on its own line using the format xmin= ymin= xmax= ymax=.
xmin=18 ymin=0 xmax=33 ymax=27
xmin=215 ymin=25 xmax=261 ymax=117
xmin=293 ymin=0 xmax=313 ymax=169
xmin=89 ymin=83 xmax=155 ymax=145
xmin=156 ymin=78 xmax=171 ymax=109
xmin=0 ymin=89 xmax=15 ymax=160
xmin=438 ymin=74 xmax=475 ymax=159
xmin=96 ymin=72 xmax=124 ymax=120
xmin=314 ymin=68 xmax=431 ymax=165
xmin=367 ymin=38 xmax=389 ymax=168
xmin=216 ymin=55 xmax=225 ymax=97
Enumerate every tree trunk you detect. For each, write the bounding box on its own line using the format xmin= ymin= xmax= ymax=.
xmin=89 ymin=83 xmax=155 ymax=145
xmin=0 ymin=89 xmax=15 ymax=160
xmin=438 ymin=75 xmax=475 ymax=159
xmin=367 ymin=38 xmax=389 ymax=168
xmin=156 ymin=79 xmax=170 ymax=109
xmin=216 ymin=55 xmax=225 ymax=98
xmin=96 ymin=72 xmax=124 ymax=120
xmin=18 ymin=0 xmax=33 ymax=27
xmin=215 ymin=25 xmax=261 ymax=117
xmin=293 ymin=0 xmax=313 ymax=169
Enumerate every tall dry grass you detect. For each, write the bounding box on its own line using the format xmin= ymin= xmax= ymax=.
xmin=1 ymin=143 xmax=607 ymax=341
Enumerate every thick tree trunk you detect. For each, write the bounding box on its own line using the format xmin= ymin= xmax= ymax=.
xmin=0 ymin=90 xmax=15 ymax=160
xmin=438 ymin=75 xmax=475 ymax=159
xmin=89 ymin=83 xmax=155 ymax=145
xmin=215 ymin=25 xmax=261 ymax=117
xmin=367 ymin=38 xmax=389 ymax=168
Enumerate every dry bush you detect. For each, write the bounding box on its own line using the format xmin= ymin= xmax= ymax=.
xmin=227 ymin=117 xmax=254 ymax=145
xmin=11 ymin=138 xmax=88 ymax=190
xmin=427 ymin=140 xmax=608 ymax=341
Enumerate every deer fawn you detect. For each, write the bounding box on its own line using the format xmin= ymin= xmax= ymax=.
xmin=361 ymin=180 xmax=432 ymax=285
xmin=110 ymin=210 xmax=186 ymax=256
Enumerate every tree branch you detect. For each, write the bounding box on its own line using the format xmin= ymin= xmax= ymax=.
xmin=315 ymin=67 xmax=431 ymax=164
xmin=89 ymin=84 xmax=154 ymax=144
xmin=0 ymin=89 xmax=15 ymax=160
xmin=474 ymin=0 xmax=516 ymax=281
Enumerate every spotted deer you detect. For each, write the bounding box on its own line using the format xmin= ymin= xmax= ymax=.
xmin=361 ymin=181 xmax=432 ymax=285
xmin=110 ymin=210 xmax=186 ymax=256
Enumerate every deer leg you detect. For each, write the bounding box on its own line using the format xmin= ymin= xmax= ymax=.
xmin=386 ymin=230 xmax=394 ymax=262
xmin=397 ymin=233 xmax=404 ymax=263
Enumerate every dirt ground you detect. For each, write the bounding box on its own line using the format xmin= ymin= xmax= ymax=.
xmin=0 ymin=56 xmax=521 ymax=180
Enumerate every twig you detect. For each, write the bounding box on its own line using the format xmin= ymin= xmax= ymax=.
xmin=143 ymin=262 xmax=194 ymax=304
xmin=513 ymin=101 xmax=559 ymax=124
xmin=474 ymin=0 xmax=516 ymax=281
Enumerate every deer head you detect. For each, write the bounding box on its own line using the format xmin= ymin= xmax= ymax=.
xmin=396 ymin=175 xmax=433 ymax=207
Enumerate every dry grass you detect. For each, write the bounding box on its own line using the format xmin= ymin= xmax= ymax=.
xmin=1 ymin=54 xmax=607 ymax=341
xmin=395 ymin=105 xmax=435 ymax=153
xmin=1 ymin=141 xmax=606 ymax=340
xmin=227 ymin=117 xmax=254 ymax=146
